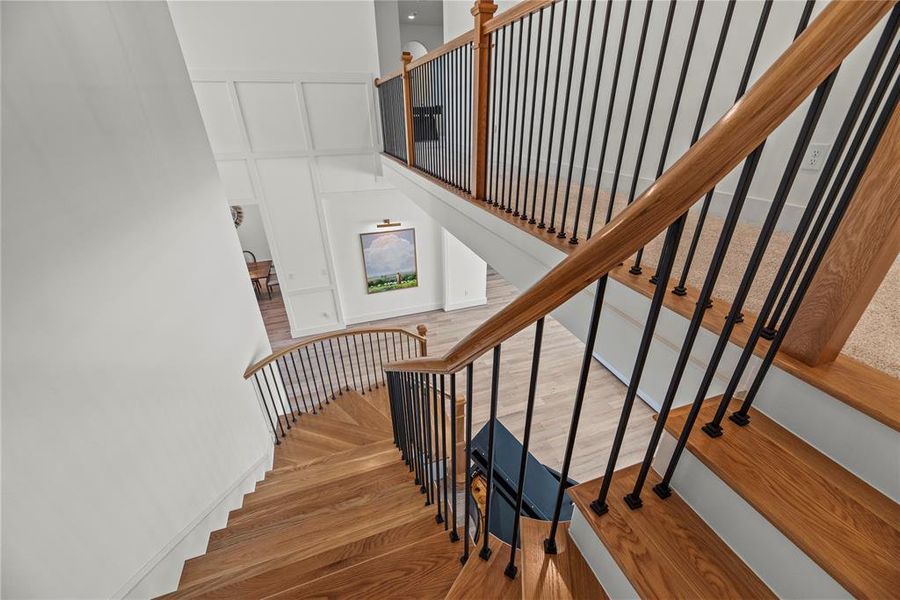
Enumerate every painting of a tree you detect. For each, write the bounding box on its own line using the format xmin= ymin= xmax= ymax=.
xmin=360 ymin=228 xmax=418 ymax=294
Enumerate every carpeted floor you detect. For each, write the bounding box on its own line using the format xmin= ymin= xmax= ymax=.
xmin=489 ymin=172 xmax=899 ymax=378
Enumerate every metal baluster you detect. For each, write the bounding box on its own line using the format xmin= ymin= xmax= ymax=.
xmin=546 ymin=279 xmax=605 ymax=550
xmin=713 ymin=14 xmax=898 ymax=426
xmin=297 ymin=348 xmax=320 ymax=412
xmin=289 ymin=352 xmax=311 ymax=414
xmin=253 ymin=373 xmax=280 ymax=443
xmin=699 ymin=73 xmax=839 ymax=439
xmin=586 ymin=0 xmax=632 ymax=238
xmin=488 ymin=30 xmax=500 ymax=204
xmin=279 ymin=356 xmax=300 ymax=420
xmin=268 ymin=363 xmax=292 ymax=430
xmin=466 ymin=42 xmax=472 ymax=193
xmin=674 ymin=0 xmax=773 ymax=296
xmin=508 ymin=18 xmax=525 ymax=216
xmin=450 ymin=372 xmax=460 ymax=542
xmin=422 ymin=373 xmax=434 ymax=504
xmin=327 ymin=339 xmax=344 ymax=395
xmin=262 ymin=366 xmax=287 ymax=437
xmin=315 ymin=342 xmax=336 ymax=400
xmin=623 ymin=0 xmax=677 ymax=274
xmin=526 ymin=8 xmax=547 ymax=224
xmin=432 ymin=373 xmax=443 ymax=520
xmin=499 ymin=26 xmax=513 ymax=209
xmin=517 ymin=15 xmax=534 ymax=221
xmin=539 ymin=0 xmax=568 ymax=229
xmin=335 ymin=338 xmax=350 ymax=392
xmin=635 ymin=0 xmax=705 ymax=276
xmin=413 ymin=373 xmax=424 ymax=487
xmin=569 ymin=1 xmax=613 ymax=243
xmin=303 ymin=347 xmax=325 ymax=409
xmin=558 ymin=0 xmax=597 ymax=239
xmin=595 ymin=221 xmax=686 ymax=513
xmin=440 ymin=373 xmax=449 ymax=530
xmin=505 ymin=318 xmax=545 ymax=578
xmin=604 ymin=1 xmax=653 ymax=230
xmin=480 ymin=344 xmax=502 ymax=560
xmin=547 ymin=0 xmax=583 ymax=235
xmin=461 ymin=362 xmax=474 ymax=564
xmin=367 ymin=333 xmax=379 ymax=389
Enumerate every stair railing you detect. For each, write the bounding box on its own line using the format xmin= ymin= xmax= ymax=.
xmin=379 ymin=0 xmax=896 ymax=578
xmin=244 ymin=325 xmax=427 ymax=443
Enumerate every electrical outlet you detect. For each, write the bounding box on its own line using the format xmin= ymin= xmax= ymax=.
xmin=803 ymin=143 xmax=829 ymax=171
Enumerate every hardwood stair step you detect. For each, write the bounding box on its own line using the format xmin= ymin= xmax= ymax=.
xmin=179 ymin=476 xmax=429 ymax=587
xmin=445 ymin=535 xmax=520 ymax=600
xmin=519 ymin=518 xmax=607 ymax=600
xmin=569 ymin=463 xmax=775 ymax=600
xmin=664 ymin=398 xmax=900 ymax=599
xmin=166 ymin=508 xmax=439 ymax=599
xmin=363 ymin=386 xmax=393 ymax=419
xmin=286 ymin=413 xmax=392 ymax=447
xmin=332 ymin=390 xmax=394 ymax=432
xmin=207 ymin=471 xmax=419 ymax=552
xmin=230 ymin=440 xmax=400 ymax=515
xmin=219 ymin=463 xmax=413 ymax=539
xmin=269 ymin=531 xmax=462 ymax=599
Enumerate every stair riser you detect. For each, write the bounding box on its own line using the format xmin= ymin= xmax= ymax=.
xmin=653 ymin=432 xmax=851 ymax=599
xmin=567 ymin=508 xmax=639 ymax=600
xmin=753 ymin=370 xmax=898 ymax=500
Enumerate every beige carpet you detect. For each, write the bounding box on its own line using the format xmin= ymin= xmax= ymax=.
xmin=490 ymin=172 xmax=899 ymax=378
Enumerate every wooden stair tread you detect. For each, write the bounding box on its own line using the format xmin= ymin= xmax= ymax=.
xmin=220 ymin=463 xmax=412 ymax=537
xmin=207 ymin=473 xmax=420 ymax=552
xmin=333 ymin=390 xmax=394 ymax=432
xmin=286 ymin=412 xmax=391 ymax=447
xmin=665 ymin=398 xmax=900 ymax=598
xmin=163 ymin=513 xmax=440 ymax=599
xmin=180 ymin=478 xmax=430 ymax=587
xmin=569 ymin=464 xmax=775 ymax=600
xmin=270 ymin=531 xmax=461 ymax=599
xmin=445 ymin=535 xmax=519 ymax=600
xmin=244 ymin=440 xmax=399 ymax=506
xmin=519 ymin=518 xmax=607 ymax=600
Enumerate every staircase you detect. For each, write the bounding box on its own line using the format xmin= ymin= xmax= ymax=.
xmin=162 ymin=2 xmax=899 ymax=598
xmin=161 ymin=387 xmax=604 ymax=599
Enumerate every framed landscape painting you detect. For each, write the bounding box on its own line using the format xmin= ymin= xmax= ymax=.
xmin=360 ymin=228 xmax=419 ymax=294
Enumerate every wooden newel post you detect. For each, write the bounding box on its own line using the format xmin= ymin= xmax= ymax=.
xmin=782 ymin=104 xmax=900 ymax=366
xmin=400 ymin=52 xmax=416 ymax=167
xmin=470 ymin=0 xmax=498 ymax=201
xmin=417 ymin=324 xmax=428 ymax=356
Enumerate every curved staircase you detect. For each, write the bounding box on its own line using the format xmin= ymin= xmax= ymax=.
xmin=161 ymin=387 xmax=605 ymax=600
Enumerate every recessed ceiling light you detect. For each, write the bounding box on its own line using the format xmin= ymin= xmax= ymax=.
xmin=408 ymin=12 xmax=416 ymax=20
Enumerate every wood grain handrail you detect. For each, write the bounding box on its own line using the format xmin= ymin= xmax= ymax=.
xmin=407 ymin=31 xmax=474 ymax=70
xmin=383 ymin=0 xmax=894 ymax=375
xmin=482 ymin=0 xmax=556 ymax=35
xmin=374 ymin=70 xmax=402 ymax=86
xmin=244 ymin=326 xmax=426 ymax=379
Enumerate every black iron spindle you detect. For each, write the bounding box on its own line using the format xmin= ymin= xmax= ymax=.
xmin=558 ymin=0 xmax=597 ymax=239
xmin=546 ymin=279 xmax=605 ymax=550
xmin=508 ymin=18 xmax=525 ymax=216
xmin=480 ymin=344 xmax=502 ymax=560
xmin=253 ymin=372 xmax=280 ymax=443
xmin=586 ymin=0 xmax=632 ymax=238
xmin=504 ymin=317 xmax=544 ymax=578
xmin=432 ymin=373 xmax=443 ymax=520
xmin=525 ymin=8 xmax=546 ymax=224
xmin=547 ymin=0 xmax=583 ymax=235
xmin=450 ymin=372 xmax=460 ymax=542
xmin=539 ymin=0 xmax=567 ymax=229
xmin=262 ymin=366 xmax=287 ymax=437
xmin=461 ymin=362 xmax=474 ymax=564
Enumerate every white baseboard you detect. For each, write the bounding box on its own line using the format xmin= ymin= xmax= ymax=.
xmin=115 ymin=447 xmax=274 ymax=599
xmin=443 ymin=296 xmax=488 ymax=312
xmin=343 ymin=301 xmax=444 ymax=325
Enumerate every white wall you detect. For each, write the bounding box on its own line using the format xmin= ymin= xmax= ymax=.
xmin=401 ymin=23 xmax=444 ymax=51
xmin=1 ymin=2 xmax=273 ymax=597
xmin=172 ymin=0 xmax=486 ymax=338
xmin=325 ymin=190 xmax=444 ymax=322
xmin=443 ymin=230 xmax=488 ymax=311
xmin=374 ymin=0 xmax=402 ymax=75
xmin=235 ymin=204 xmax=272 ymax=261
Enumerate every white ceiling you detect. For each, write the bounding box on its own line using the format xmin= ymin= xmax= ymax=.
xmin=397 ymin=0 xmax=444 ymax=27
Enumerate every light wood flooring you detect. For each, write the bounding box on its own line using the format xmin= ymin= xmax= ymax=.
xmin=257 ymin=270 xmax=655 ymax=484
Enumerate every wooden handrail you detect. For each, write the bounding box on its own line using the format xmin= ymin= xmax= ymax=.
xmin=244 ymin=326 xmax=427 ymax=379
xmin=383 ymin=0 xmax=894 ymax=375
xmin=482 ymin=0 xmax=556 ymax=35
xmin=374 ymin=70 xmax=402 ymax=86
xmin=407 ymin=31 xmax=475 ymax=71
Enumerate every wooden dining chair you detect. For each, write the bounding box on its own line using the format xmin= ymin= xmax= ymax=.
xmin=266 ymin=266 xmax=280 ymax=300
